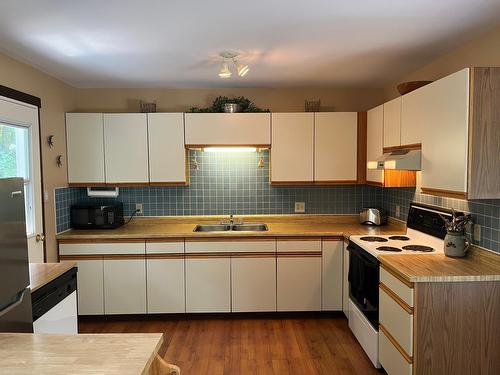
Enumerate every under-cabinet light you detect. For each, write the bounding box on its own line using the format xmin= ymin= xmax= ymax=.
xmin=203 ymin=147 xmax=257 ymax=153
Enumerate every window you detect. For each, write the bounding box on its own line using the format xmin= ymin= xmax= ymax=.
xmin=0 ymin=122 xmax=34 ymax=235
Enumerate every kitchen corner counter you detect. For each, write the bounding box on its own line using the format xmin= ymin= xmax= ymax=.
xmin=379 ymin=247 xmax=500 ymax=283
xmin=56 ymin=215 xmax=406 ymax=241
xmin=29 ymin=262 xmax=77 ymax=292
xmin=0 ymin=333 xmax=163 ymax=375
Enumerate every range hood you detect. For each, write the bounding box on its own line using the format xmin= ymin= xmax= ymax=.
xmin=367 ymin=149 xmax=421 ymax=170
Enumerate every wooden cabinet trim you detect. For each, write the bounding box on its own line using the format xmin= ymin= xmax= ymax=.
xmin=380 ymin=283 xmax=413 ymax=314
xmin=58 ymin=239 xmax=145 ymax=244
xmin=146 ymin=238 xmax=184 ymax=243
xmin=184 ymin=253 xmax=232 ymax=259
xmin=366 ymin=180 xmax=384 ymax=187
xmin=277 ymin=237 xmax=322 ymax=241
xmin=357 ymin=112 xmax=367 ymax=184
xmin=312 ymin=180 xmax=358 ymax=185
xmin=149 ymin=182 xmax=189 ymax=186
xmin=322 ymin=236 xmax=343 ymax=241
xmin=185 ymin=144 xmax=270 ymax=148
xmin=59 ymin=255 xmax=103 ymax=261
xmin=379 ymin=324 xmax=413 ymax=364
xmin=380 ymin=264 xmax=414 ymax=288
xmin=277 ymin=251 xmax=322 ymax=257
xmin=382 ymin=143 xmax=421 ymax=154
xmin=146 ymin=253 xmax=184 ymax=259
xmin=420 ymin=187 xmax=467 ymax=200
xmin=270 ymin=181 xmax=316 ymax=185
xmin=185 ymin=237 xmax=276 ymax=242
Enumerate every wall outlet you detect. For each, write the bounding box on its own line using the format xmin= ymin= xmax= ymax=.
xmin=473 ymin=224 xmax=481 ymax=241
xmin=295 ymin=202 xmax=305 ymax=213
xmin=135 ymin=203 xmax=143 ymax=215
xmin=395 ymin=205 xmax=401 ymax=217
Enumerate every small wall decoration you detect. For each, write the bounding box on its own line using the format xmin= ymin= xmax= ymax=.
xmin=188 ymin=96 xmax=269 ymax=113
xmin=47 ymin=135 xmax=55 ymax=148
xmin=140 ymin=100 xmax=157 ymax=113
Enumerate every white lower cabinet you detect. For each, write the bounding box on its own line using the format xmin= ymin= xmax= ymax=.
xmin=147 ymin=258 xmax=185 ymax=313
xmin=231 ymin=257 xmax=276 ymax=312
xmin=185 ymin=257 xmax=231 ymax=313
xmin=342 ymin=242 xmax=350 ymax=318
xmin=277 ymin=256 xmax=321 ymax=311
xmin=321 ymin=239 xmax=343 ymax=310
xmin=379 ymin=330 xmax=412 ymax=375
xmin=73 ymin=259 xmax=104 ymax=315
xmin=103 ymin=259 xmax=146 ymax=314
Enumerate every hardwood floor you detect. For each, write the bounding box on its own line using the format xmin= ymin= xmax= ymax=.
xmin=79 ymin=314 xmax=383 ymax=375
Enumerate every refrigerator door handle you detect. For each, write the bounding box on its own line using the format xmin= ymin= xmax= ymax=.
xmin=0 ymin=289 xmax=27 ymax=317
xmin=11 ymin=190 xmax=23 ymax=198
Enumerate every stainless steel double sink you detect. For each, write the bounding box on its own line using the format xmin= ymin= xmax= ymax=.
xmin=193 ymin=223 xmax=268 ymax=232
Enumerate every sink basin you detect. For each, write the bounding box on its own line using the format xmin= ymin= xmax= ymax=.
xmin=193 ymin=223 xmax=268 ymax=232
xmin=193 ymin=224 xmax=231 ymax=232
xmin=232 ymin=224 xmax=268 ymax=232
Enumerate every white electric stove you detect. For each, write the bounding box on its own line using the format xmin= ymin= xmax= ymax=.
xmin=347 ymin=202 xmax=457 ymax=368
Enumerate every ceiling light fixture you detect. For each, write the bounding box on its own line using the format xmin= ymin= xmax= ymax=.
xmin=218 ymin=52 xmax=249 ymax=79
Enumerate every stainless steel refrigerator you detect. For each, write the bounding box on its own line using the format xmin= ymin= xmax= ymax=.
xmin=0 ymin=178 xmax=33 ymax=332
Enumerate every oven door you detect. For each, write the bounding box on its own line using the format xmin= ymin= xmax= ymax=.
xmin=348 ymin=241 xmax=379 ymax=329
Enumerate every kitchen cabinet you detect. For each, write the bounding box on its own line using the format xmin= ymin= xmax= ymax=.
xmin=146 ymin=240 xmax=185 ymax=313
xmin=277 ymin=239 xmax=321 ymax=311
xmin=342 ymin=242 xmax=350 ymax=318
xmin=104 ymin=113 xmax=149 ymax=184
xmin=321 ymin=238 xmax=343 ymax=311
xmin=383 ymin=97 xmax=401 ymax=149
xmin=66 ymin=113 xmax=105 ymax=184
xmin=72 ymin=259 xmax=104 ymax=315
xmin=104 ymin=258 xmax=146 ymax=314
xmin=185 ymin=257 xmax=231 ymax=313
xmin=232 ymin=257 xmax=276 ymax=312
xmin=271 ymin=113 xmax=314 ymax=183
xmin=314 ymin=112 xmax=358 ymax=183
xmin=184 ymin=113 xmax=271 ymax=147
xmin=366 ymin=105 xmax=384 ymax=185
xmin=147 ymin=113 xmax=187 ymax=185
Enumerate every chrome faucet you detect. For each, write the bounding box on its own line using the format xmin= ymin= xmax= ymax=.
xmin=220 ymin=214 xmax=243 ymax=228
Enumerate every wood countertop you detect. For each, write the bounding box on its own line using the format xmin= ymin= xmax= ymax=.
xmin=29 ymin=262 xmax=77 ymax=292
xmin=0 ymin=333 xmax=163 ymax=375
xmin=379 ymin=247 xmax=500 ymax=283
xmin=56 ymin=215 xmax=406 ymax=241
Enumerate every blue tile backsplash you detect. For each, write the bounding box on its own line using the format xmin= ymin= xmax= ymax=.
xmin=55 ymin=150 xmax=499 ymax=253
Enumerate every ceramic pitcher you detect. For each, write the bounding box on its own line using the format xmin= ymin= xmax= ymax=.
xmin=444 ymin=231 xmax=470 ymax=257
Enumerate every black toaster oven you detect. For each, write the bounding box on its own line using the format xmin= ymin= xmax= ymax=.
xmin=70 ymin=202 xmax=124 ymax=229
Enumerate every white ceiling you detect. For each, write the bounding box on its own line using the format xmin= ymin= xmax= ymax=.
xmin=0 ymin=0 xmax=499 ymax=88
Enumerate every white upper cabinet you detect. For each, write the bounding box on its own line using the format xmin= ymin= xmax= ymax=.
xmin=66 ymin=113 xmax=105 ymax=184
xmin=314 ymin=112 xmax=358 ymax=182
xmin=366 ymin=105 xmax=384 ymax=185
xmin=419 ymin=69 xmax=470 ymax=195
xmin=401 ymin=84 xmax=430 ymax=146
xmin=184 ymin=113 xmax=271 ymax=146
xmin=104 ymin=113 xmax=149 ymax=183
xmin=147 ymin=113 xmax=186 ymax=184
xmin=383 ymin=97 xmax=401 ymax=148
xmin=271 ymin=113 xmax=314 ymax=183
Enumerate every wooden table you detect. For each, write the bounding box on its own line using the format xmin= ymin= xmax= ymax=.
xmin=0 ymin=333 xmax=164 ymax=374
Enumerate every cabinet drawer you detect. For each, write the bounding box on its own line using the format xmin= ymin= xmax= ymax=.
xmin=185 ymin=239 xmax=275 ymax=253
xmin=379 ymin=286 xmax=413 ymax=355
xmin=146 ymin=240 xmax=184 ymax=254
xmin=60 ymin=242 xmax=145 ymax=255
xmin=380 ymin=267 xmax=413 ymax=307
xmin=277 ymin=239 xmax=321 ymax=252
xmin=379 ymin=329 xmax=412 ymax=375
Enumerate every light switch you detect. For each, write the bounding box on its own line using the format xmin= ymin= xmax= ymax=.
xmin=473 ymin=224 xmax=481 ymax=241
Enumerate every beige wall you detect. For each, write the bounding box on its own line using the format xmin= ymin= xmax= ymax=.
xmin=0 ymin=53 xmax=75 ymax=262
xmin=74 ymin=87 xmax=384 ymax=113
xmin=383 ymin=25 xmax=500 ymax=100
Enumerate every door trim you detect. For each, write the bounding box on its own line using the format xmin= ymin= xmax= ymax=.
xmin=0 ymin=85 xmax=41 ymax=108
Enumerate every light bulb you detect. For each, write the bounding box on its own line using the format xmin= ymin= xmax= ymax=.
xmin=233 ymin=59 xmax=249 ymax=77
xmin=218 ymin=61 xmax=232 ymax=78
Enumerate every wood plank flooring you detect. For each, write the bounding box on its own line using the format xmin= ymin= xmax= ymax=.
xmin=79 ymin=314 xmax=383 ymax=375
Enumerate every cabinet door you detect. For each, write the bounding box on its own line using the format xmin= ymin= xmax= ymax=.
xmin=271 ymin=113 xmax=314 ymax=183
xmin=231 ymin=257 xmax=276 ymax=312
xmin=383 ymin=97 xmax=401 ymax=148
xmin=366 ymin=105 xmax=384 ymax=185
xmin=148 ymin=113 xmax=187 ymax=184
xmin=185 ymin=257 xmax=231 ymax=312
xmin=147 ymin=258 xmax=185 ymax=313
xmin=321 ymin=239 xmax=343 ymax=311
xmin=104 ymin=113 xmax=149 ymax=183
xmin=342 ymin=243 xmax=350 ymax=318
xmin=401 ymin=85 xmax=428 ymax=146
xmin=66 ymin=113 xmax=105 ymax=183
xmin=420 ymin=69 xmax=470 ymax=195
xmin=184 ymin=113 xmax=271 ymax=146
xmin=74 ymin=259 xmax=104 ymax=315
xmin=314 ymin=112 xmax=358 ymax=182
xmin=277 ymin=256 xmax=321 ymax=311
xmin=103 ymin=259 xmax=146 ymax=314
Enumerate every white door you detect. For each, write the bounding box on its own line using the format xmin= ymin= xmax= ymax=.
xmin=0 ymin=96 xmax=43 ymax=262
